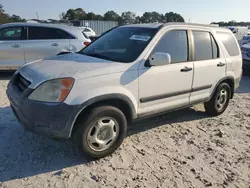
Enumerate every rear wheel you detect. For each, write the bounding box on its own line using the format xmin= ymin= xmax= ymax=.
xmin=204 ymin=83 xmax=231 ymax=116
xmin=72 ymin=105 xmax=127 ymax=159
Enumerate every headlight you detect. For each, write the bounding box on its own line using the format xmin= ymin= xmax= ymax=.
xmin=28 ymin=78 xmax=74 ymax=102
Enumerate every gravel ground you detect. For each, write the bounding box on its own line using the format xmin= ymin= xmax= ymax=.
xmin=0 ymin=72 xmax=250 ymax=188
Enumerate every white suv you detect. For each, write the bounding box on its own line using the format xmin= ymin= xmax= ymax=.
xmin=7 ymin=23 xmax=242 ymax=158
xmin=0 ymin=23 xmax=91 ymax=70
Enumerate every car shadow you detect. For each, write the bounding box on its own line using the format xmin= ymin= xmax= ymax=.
xmin=0 ymin=105 xmax=208 ymax=182
xmin=0 ymin=106 xmax=91 ymax=182
xmin=128 ymin=106 xmax=208 ymax=136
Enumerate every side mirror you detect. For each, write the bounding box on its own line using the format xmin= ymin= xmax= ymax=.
xmin=149 ymin=52 xmax=171 ymax=66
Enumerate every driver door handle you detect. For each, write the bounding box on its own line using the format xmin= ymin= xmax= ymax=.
xmin=217 ymin=62 xmax=226 ymax=67
xmin=181 ymin=66 xmax=193 ymax=72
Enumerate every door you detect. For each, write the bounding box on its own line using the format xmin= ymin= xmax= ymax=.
xmin=0 ymin=26 xmax=26 ymax=70
xmin=138 ymin=30 xmax=194 ymax=116
xmin=190 ymin=30 xmax=226 ymax=103
xmin=24 ymin=26 xmax=71 ymax=63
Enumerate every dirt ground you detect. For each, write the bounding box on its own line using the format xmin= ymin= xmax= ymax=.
xmin=0 ymin=72 xmax=249 ymax=188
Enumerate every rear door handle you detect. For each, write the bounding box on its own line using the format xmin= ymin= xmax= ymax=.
xmin=51 ymin=43 xmax=59 ymax=46
xmin=181 ymin=66 xmax=193 ymax=72
xmin=217 ymin=62 xmax=226 ymax=67
xmin=12 ymin=44 xmax=22 ymax=48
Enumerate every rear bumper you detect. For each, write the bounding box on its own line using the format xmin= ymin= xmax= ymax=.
xmin=7 ymin=79 xmax=79 ymax=139
xmin=234 ymin=74 xmax=242 ymax=90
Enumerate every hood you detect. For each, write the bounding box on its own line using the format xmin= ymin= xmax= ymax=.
xmin=19 ymin=53 xmax=133 ymax=88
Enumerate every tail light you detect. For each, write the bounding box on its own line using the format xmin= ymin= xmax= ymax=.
xmin=83 ymin=42 xmax=90 ymax=46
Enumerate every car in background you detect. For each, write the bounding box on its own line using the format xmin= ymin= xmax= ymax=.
xmin=241 ymin=43 xmax=250 ymax=68
xmin=228 ymin=26 xmax=248 ymax=41
xmin=0 ymin=23 xmax=91 ymax=70
xmin=248 ymin=30 xmax=250 ymax=35
xmin=240 ymin=35 xmax=250 ymax=46
xmin=79 ymin=27 xmax=96 ymax=37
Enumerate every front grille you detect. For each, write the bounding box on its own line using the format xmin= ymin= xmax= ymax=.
xmin=13 ymin=73 xmax=31 ymax=93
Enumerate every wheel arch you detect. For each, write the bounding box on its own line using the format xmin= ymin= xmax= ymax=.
xmin=212 ymin=76 xmax=235 ymax=99
xmin=69 ymin=94 xmax=137 ymax=137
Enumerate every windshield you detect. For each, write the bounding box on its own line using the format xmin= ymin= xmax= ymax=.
xmin=228 ymin=28 xmax=235 ymax=31
xmin=79 ymin=27 xmax=158 ymax=63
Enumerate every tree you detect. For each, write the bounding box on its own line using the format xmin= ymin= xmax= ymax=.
xmin=64 ymin=9 xmax=77 ymax=20
xmin=103 ymin=11 xmax=120 ymax=21
xmin=59 ymin=8 xmax=186 ymax=26
xmin=0 ymin=4 xmax=10 ymax=23
xmin=165 ymin=12 xmax=185 ymax=22
xmin=10 ymin=15 xmax=22 ymax=22
xmin=134 ymin=16 xmax=142 ymax=24
xmin=95 ymin=14 xmax=104 ymax=20
xmin=59 ymin=12 xmax=66 ymax=20
xmin=0 ymin=4 xmax=4 ymax=13
xmin=86 ymin=12 xmax=96 ymax=20
xmin=75 ymin=8 xmax=86 ymax=20
xmin=140 ymin=12 xmax=164 ymax=23
xmin=211 ymin=21 xmax=250 ymax=27
xmin=121 ymin=11 xmax=136 ymax=25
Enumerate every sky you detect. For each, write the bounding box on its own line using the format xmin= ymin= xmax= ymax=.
xmin=1 ymin=0 xmax=250 ymax=24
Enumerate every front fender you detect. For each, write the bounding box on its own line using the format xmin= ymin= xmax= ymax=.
xmin=64 ymin=72 xmax=139 ymax=114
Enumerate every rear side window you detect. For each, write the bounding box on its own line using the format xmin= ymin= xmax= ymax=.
xmin=0 ymin=27 xmax=25 ymax=40
xmin=193 ymin=31 xmax=212 ymax=61
xmin=83 ymin=28 xmax=91 ymax=32
xmin=28 ymin=27 xmax=75 ymax=40
xmin=152 ymin=30 xmax=188 ymax=63
xmin=193 ymin=31 xmax=219 ymax=61
xmin=216 ymin=32 xmax=239 ymax=56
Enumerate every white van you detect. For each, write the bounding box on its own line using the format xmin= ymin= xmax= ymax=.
xmin=228 ymin=26 xmax=248 ymax=41
xmin=7 ymin=23 xmax=242 ymax=158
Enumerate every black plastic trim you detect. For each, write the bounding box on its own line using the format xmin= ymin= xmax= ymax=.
xmin=140 ymin=89 xmax=191 ymax=103
xmin=210 ymin=76 xmax=235 ymax=99
xmin=192 ymin=85 xmax=212 ymax=92
xmin=140 ymin=84 xmax=212 ymax=103
xmin=138 ymin=98 xmax=209 ymax=119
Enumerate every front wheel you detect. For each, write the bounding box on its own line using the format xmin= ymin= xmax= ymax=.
xmin=204 ymin=83 xmax=231 ymax=116
xmin=72 ymin=105 xmax=127 ymax=159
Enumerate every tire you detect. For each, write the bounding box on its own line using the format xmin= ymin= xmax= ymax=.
xmin=72 ymin=105 xmax=127 ymax=159
xmin=204 ymin=82 xmax=231 ymax=116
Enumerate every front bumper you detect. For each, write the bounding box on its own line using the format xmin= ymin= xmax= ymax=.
xmin=6 ymin=76 xmax=79 ymax=139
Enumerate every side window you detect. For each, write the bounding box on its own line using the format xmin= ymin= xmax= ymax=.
xmin=83 ymin=28 xmax=91 ymax=32
xmin=210 ymin=34 xmax=219 ymax=59
xmin=28 ymin=27 xmax=75 ymax=40
xmin=193 ymin=31 xmax=213 ymax=61
xmin=0 ymin=27 xmax=24 ymax=40
xmin=55 ymin=29 xmax=75 ymax=39
xmin=216 ymin=32 xmax=240 ymax=56
xmin=152 ymin=30 xmax=188 ymax=63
